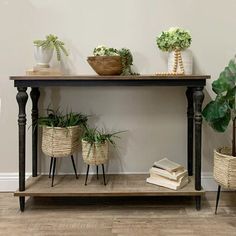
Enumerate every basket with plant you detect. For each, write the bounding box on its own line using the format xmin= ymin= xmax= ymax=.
xmin=39 ymin=108 xmax=88 ymax=158
xmin=82 ymin=128 xmax=122 ymax=165
xmin=81 ymin=127 xmax=123 ymax=185
xmin=202 ymin=57 xmax=236 ymax=213
xmin=156 ymin=27 xmax=192 ymax=74
xmin=203 ymin=57 xmax=236 ymax=189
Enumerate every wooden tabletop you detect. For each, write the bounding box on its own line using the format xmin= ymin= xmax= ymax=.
xmin=10 ymin=75 xmax=210 ymax=80
xmin=10 ymin=75 xmax=210 ymax=87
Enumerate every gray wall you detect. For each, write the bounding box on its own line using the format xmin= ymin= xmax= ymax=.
xmin=0 ymin=0 xmax=234 ymax=176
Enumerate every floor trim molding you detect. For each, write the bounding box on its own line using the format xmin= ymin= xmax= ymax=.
xmin=0 ymin=172 xmax=218 ymax=192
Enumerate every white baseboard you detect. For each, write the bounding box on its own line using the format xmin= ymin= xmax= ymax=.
xmin=0 ymin=172 xmax=218 ymax=192
xmin=0 ymin=173 xmax=31 ymax=192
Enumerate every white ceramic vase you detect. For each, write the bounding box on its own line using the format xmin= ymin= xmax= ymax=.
xmin=168 ymin=49 xmax=193 ymax=74
xmin=34 ymin=46 xmax=54 ymax=68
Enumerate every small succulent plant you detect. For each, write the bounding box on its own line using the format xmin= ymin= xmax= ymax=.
xmin=34 ymin=34 xmax=69 ymax=61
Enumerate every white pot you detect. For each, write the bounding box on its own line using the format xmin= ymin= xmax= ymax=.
xmin=168 ymin=49 xmax=193 ymax=75
xmin=34 ymin=46 xmax=54 ymax=68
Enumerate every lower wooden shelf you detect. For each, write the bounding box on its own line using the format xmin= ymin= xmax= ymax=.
xmin=14 ymin=174 xmax=205 ymax=197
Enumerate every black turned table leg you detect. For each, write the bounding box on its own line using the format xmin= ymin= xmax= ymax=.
xmin=16 ymin=87 xmax=28 ymax=212
xmin=186 ymin=87 xmax=194 ymax=176
xmin=193 ymin=87 xmax=204 ymax=211
xmin=30 ymin=88 xmax=40 ymax=177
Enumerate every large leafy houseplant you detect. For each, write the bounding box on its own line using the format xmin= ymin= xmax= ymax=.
xmin=202 ymin=58 xmax=236 ymax=156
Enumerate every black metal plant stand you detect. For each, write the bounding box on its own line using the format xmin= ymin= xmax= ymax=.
xmin=49 ymin=155 xmax=78 ymax=187
xmin=215 ymin=185 xmax=221 ymax=214
xmin=85 ymin=164 xmax=106 ymax=186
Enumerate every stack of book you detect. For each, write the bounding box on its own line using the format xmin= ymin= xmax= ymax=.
xmin=146 ymin=158 xmax=189 ymax=190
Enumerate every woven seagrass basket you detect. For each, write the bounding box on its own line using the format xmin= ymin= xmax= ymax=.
xmin=214 ymin=147 xmax=236 ymax=189
xmin=82 ymin=140 xmax=108 ymax=165
xmin=42 ymin=125 xmax=81 ymax=158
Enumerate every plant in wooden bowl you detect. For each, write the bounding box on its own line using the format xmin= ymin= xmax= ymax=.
xmin=81 ymin=127 xmax=122 ymax=185
xmin=34 ymin=34 xmax=69 ymax=68
xmin=87 ymin=45 xmax=138 ymax=76
xmin=202 ymin=57 xmax=236 ymax=213
xmin=38 ymin=108 xmax=88 ymax=187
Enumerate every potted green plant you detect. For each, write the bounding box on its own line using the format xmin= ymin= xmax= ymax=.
xmin=87 ymin=45 xmax=138 ymax=76
xmin=38 ymin=108 xmax=88 ymax=187
xmin=81 ymin=127 xmax=122 ymax=185
xmin=202 ymin=57 xmax=236 ymax=213
xmin=156 ymin=27 xmax=192 ymax=74
xmin=34 ymin=34 xmax=69 ymax=68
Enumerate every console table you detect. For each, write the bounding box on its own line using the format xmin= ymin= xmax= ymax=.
xmin=10 ymin=75 xmax=210 ymax=212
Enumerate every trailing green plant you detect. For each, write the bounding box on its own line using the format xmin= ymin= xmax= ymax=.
xmin=82 ymin=127 xmax=123 ymax=146
xmin=93 ymin=45 xmax=138 ymax=75
xmin=34 ymin=34 xmax=69 ymax=61
xmin=202 ymin=57 xmax=236 ymax=156
xmin=38 ymin=108 xmax=88 ymax=129
xmin=156 ymin=27 xmax=192 ymax=52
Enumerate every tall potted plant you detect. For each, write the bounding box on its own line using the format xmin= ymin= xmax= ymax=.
xmin=202 ymin=57 xmax=236 ymax=213
xmin=34 ymin=34 xmax=69 ymax=68
xmin=156 ymin=27 xmax=192 ymax=74
xmin=39 ymin=109 xmax=88 ymax=187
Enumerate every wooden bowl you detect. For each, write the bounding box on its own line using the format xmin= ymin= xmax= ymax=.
xmin=87 ymin=56 xmax=122 ymax=76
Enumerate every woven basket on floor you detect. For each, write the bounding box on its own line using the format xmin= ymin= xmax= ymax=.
xmin=214 ymin=147 xmax=236 ymax=189
xmin=82 ymin=140 xmax=108 ymax=165
xmin=42 ymin=125 xmax=81 ymax=157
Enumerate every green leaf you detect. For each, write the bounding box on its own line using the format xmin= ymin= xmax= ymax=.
xmin=208 ymin=112 xmax=231 ymax=132
xmin=212 ymin=60 xmax=236 ymax=94
xmin=202 ymin=99 xmax=230 ymax=122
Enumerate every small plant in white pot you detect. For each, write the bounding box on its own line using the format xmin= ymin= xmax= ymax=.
xmin=156 ymin=27 xmax=192 ymax=74
xmin=202 ymin=57 xmax=236 ymax=213
xmin=33 ymin=34 xmax=69 ymax=68
xmin=81 ymin=127 xmax=122 ymax=185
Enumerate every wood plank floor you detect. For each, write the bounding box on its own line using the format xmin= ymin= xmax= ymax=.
xmin=1 ymin=192 xmax=236 ymax=235
xmin=14 ymin=175 xmax=204 ymax=197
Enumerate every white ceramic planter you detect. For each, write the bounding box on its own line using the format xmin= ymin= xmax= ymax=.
xmin=34 ymin=46 xmax=54 ymax=68
xmin=168 ymin=49 xmax=193 ymax=74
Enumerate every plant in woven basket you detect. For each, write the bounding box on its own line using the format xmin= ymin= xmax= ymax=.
xmin=156 ymin=27 xmax=192 ymax=74
xmin=39 ymin=108 xmax=88 ymax=158
xmin=34 ymin=34 xmax=69 ymax=62
xmin=202 ymin=57 xmax=236 ymax=156
xmin=202 ymin=58 xmax=236 ymax=204
xmin=92 ymin=45 xmax=138 ymax=75
xmin=81 ymin=127 xmax=122 ymax=165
